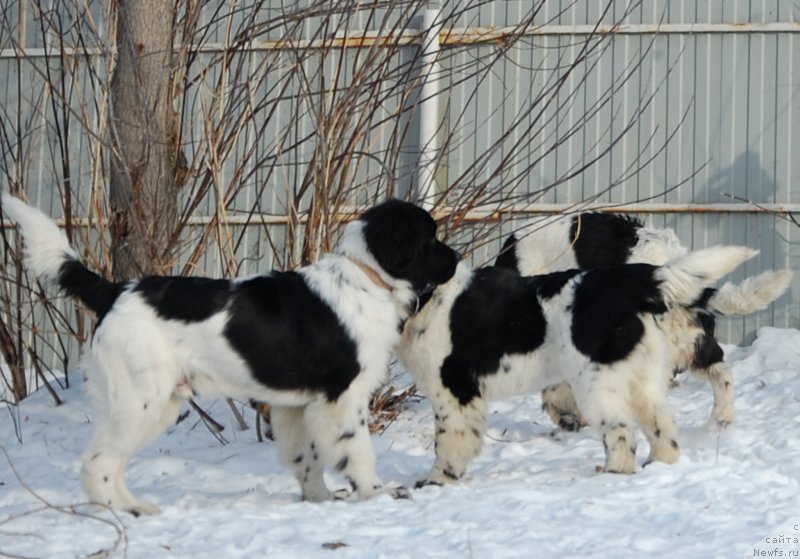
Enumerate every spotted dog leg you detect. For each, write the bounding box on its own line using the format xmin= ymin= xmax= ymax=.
xmin=271 ymin=405 xmax=335 ymax=502
xmin=82 ymin=392 xmax=184 ymax=516
xmin=419 ymin=392 xmax=487 ymax=487
xmin=697 ymin=362 xmax=736 ymax=428
xmin=597 ymin=421 xmax=638 ymax=474
xmin=541 ymin=382 xmax=589 ymax=432
xmin=633 ymin=395 xmax=680 ymax=467
xmin=572 ymin=370 xmax=638 ymax=474
xmin=302 ymin=394 xmax=406 ymax=500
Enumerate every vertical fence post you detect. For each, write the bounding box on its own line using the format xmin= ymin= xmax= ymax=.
xmin=417 ymin=5 xmax=442 ymax=211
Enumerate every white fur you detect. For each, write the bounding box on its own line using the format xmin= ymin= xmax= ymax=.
xmin=0 ymin=191 xmax=78 ymax=281
xmin=3 ymin=193 xmax=425 ymax=514
xmin=708 ymin=269 xmax=793 ymax=315
xmin=398 ymin=246 xmax=754 ymax=484
xmin=655 ymin=246 xmax=758 ymax=306
xmin=625 ymin=226 xmax=687 ymax=264
xmin=79 ymin=250 xmax=411 ymax=514
xmin=510 ymin=218 xmax=688 ymax=273
xmin=512 ymin=217 xmax=790 ymax=430
xmin=512 ymin=219 xmax=578 ymax=274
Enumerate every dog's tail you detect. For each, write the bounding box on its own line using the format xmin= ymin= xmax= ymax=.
xmin=696 ymin=269 xmax=793 ymax=316
xmin=655 ymin=246 xmax=759 ymax=307
xmin=1 ymin=192 xmax=121 ymax=317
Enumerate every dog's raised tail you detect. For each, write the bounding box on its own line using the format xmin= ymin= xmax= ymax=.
xmin=1 ymin=192 xmax=121 ymax=317
xmin=656 ymin=246 xmax=759 ymax=307
xmin=704 ymin=269 xmax=793 ymax=316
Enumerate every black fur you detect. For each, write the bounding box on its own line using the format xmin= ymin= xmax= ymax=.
xmin=494 ymin=234 xmax=520 ymax=273
xmin=690 ymin=287 xmax=717 ymax=309
xmin=530 ymin=269 xmax=581 ymax=300
xmin=690 ymin=312 xmax=725 ymax=370
xmin=570 ymin=264 xmax=667 ymax=364
xmin=440 ymin=264 xmax=669 ymax=405
xmin=362 ymin=199 xmax=458 ymax=293
xmin=135 ymin=276 xmax=231 ymax=322
xmin=58 ymin=199 xmax=458 ymax=405
xmin=496 ymin=214 xmax=725 ymax=369
xmin=58 ymin=259 xmax=124 ymax=320
xmin=570 ymin=213 xmax=641 ymax=269
xmin=684 ymin=290 xmax=725 ymax=369
xmin=442 ymin=267 xmax=547 ymax=405
xmin=223 ymin=272 xmax=360 ymax=401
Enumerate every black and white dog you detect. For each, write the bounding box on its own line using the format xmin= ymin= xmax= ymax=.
xmin=496 ymin=213 xmax=791 ymax=430
xmin=1 ymin=193 xmax=459 ymax=515
xmin=398 ymin=246 xmax=758 ymax=485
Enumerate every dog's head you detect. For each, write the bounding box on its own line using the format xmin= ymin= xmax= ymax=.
xmin=337 ymin=199 xmax=459 ymax=293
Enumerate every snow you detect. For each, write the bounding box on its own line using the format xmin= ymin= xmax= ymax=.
xmin=1 ymin=327 xmax=799 ymax=559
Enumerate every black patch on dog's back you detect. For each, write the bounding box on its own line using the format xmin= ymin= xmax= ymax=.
xmin=442 ymin=267 xmax=547 ymax=405
xmin=494 ymin=234 xmax=520 ymax=273
xmin=529 ymin=269 xmax=581 ymax=300
xmin=571 ymin=213 xmax=642 ymax=269
xmin=224 ymin=272 xmax=360 ymax=401
xmin=571 ymin=264 xmax=667 ymax=364
xmin=134 ymin=276 xmax=231 ymax=322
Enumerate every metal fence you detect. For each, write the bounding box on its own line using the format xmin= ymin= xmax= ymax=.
xmin=1 ymin=0 xmax=798 ymax=378
xmin=443 ymin=0 xmax=800 ymax=344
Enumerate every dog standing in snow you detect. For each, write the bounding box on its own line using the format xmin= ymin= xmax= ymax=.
xmin=1 ymin=193 xmax=459 ymax=515
xmin=496 ymin=213 xmax=791 ymax=430
xmin=398 ymin=246 xmax=760 ymax=485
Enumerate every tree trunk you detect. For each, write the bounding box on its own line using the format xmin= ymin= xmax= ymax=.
xmin=108 ymin=0 xmax=180 ymax=280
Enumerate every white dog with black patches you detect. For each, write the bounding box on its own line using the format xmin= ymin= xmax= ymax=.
xmin=398 ymin=246 xmax=758 ymax=486
xmin=496 ymin=213 xmax=792 ymax=429
xmin=1 ymin=193 xmax=459 ymax=515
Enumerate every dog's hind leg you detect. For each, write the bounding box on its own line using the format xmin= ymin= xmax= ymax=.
xmin=632 ymin=380 xmax=680 ymax=466
xmin=572 ymin=371 xmax=638 ymax=474
xmin=598 ymin=421 xmax=638 ymax=474
xmin=271 ymin=405 xmax=336 ymax=502
xmin=695 ymin=362 xmax=735 ymax=428
xmin=541 ymin=382 xmax=588 ymax=432
xmin=419 ymin=393 xmax=487 ymax=487
xmin=82 ymin=388 xmax=184 ymax=516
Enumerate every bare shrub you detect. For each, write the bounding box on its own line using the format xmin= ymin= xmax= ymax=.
xmin=0 ymin=0 xmax=686 ymax=433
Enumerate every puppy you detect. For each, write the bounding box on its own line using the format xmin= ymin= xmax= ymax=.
xmin=496 ymin=213 xmax=791 ymax=429
xmin=398 ymin=246 xmax=757 ymax=485
xmin=2 ymin=193 xmax=459 ymax=515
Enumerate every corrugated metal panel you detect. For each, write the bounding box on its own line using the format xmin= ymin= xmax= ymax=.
xmin=0 ymin=0 xmax=798 ymax=378
xmin=438 ymin=2 xmax=798 ymax=344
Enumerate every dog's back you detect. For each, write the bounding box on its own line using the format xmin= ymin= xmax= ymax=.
xmin=3 ymin=192 xmax=460 ymax=513
xmin=495 ymin=213 xmax=686 ymax=274
xmin=495 ymin=212 xmax=790 ymax=430
xmin=400 ymin=245 xmax=756 ymax=484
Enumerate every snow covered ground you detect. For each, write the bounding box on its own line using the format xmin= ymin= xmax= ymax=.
xmin=1 ymin=326 xmax=798 ymax=559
